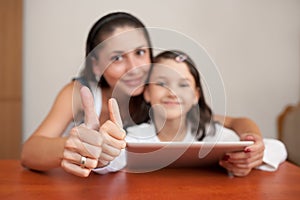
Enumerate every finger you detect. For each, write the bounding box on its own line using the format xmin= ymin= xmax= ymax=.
xmin=76 ymin=124 xmax=103 ymax=146
xmin=108 ymin=98 xmax=123 ymax=128
xmin=66 ymin=127 xmax=102 ymax=159
xmin=219 ymin=160 xmax=251 ymax=177
xmin=99 ymin=152 xmax=116 ymax=162
xmin=227 ymin=151 xmax=263 ymax=164
xmin=80 ymin=86 xmax=99 ymax=130
xmin=235 ymin=159 xmax=263 ymax=169
xmin=61 ymin=159 xmax=92 ymax=177
xmin=240 ymin=133 xmax=264 ymax=153
xmin=63 ymin=149 xmax=98 ymax=169
xmin=226 ymin=151 xmax=251 ymax=160
xmin=102 ymin=142 xmax=123 ymax=158
xmin=101 ymin=120 xmax=126 ymax=141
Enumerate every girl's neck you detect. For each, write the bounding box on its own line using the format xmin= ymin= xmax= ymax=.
xmin=156 ymin=117 xmax=187 ymax=142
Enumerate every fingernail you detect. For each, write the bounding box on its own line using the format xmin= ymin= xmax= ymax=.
xmin=223 ymin=155 xmax=230 ymax=161
xmin=246 ymin=135 xmax=255 ymax=140
xmin=244 ymin=148 xmax=251 ymax=153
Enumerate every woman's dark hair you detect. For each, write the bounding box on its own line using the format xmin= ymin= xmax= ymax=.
xmin=130 ymin=50 xmax=214 ymax=141
xmin=80 ymin=12 xmax=153 ymax=88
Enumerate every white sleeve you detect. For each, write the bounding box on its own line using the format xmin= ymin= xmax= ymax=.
xmin=92 ymin=149 xmax=126 ymax=174
xmin=256 ymin=138 xmax=287 ymax=172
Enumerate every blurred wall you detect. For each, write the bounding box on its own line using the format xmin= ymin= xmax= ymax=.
xmin=23 ymin=0 xmax=300 ymax=140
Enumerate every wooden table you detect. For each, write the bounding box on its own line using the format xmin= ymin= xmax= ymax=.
xmin=1 ymin=160 xmax=300 ymax=199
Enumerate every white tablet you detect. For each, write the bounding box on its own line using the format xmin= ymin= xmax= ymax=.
xmin=125 ymin=141 xmax=254 ymax=172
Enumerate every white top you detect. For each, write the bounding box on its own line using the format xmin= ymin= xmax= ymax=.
xmin=63 ymin=82 xmax=102 ymax=136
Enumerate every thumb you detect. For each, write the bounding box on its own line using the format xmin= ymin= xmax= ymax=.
xmin=108 ymin=98 xmax=123 ymax=128
xmin=80 ymin=86 xmax=99 ymax=130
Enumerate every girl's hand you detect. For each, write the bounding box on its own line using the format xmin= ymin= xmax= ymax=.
xmin=219 ymin=133 xmax=265 ymax=177
xmin=97 ymin=98 xmax=126 ymax=167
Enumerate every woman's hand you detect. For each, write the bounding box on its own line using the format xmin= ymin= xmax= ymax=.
xmin=219 ymin=133 xmax=265 ymax=177
xmin=61 ymin=86 xmax=126 ymax=177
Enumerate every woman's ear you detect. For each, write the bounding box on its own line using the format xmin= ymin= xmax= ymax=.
xmin=143 ymin=86 xmax=151 ymax=103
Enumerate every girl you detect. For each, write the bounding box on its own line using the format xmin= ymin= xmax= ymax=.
xmin=21 ymin=12 xmax=264 ymax=177
xmin=95 ymin=50 xmax=267 ymax=176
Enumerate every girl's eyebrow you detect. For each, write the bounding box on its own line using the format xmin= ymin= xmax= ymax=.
xmin=154 ymin=74 xmax=191 ymax=81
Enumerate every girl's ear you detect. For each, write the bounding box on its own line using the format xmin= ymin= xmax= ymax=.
xmin=143 ymin=86 xmax=151 ymax=103
xmin=194 ymin=87 xmax=200 ymax=105
xmin=91 ymin=57 xmax=102 ymax=77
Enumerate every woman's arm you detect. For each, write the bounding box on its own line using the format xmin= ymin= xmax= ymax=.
xmin=21 ymin=83 xmax=126 ymax=177
xmin=214 ymin=115 xmax=261 ymax=137
xmin=21 ymin=82 xmax=78 ymax=171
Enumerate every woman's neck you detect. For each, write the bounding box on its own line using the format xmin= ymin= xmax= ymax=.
xmin=100 ymin=87 xmax=131 ymax=126
xmin=156 ymin=117 xmax=187 ymax=142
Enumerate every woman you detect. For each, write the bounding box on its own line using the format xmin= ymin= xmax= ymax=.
xmin=21 ymin=12 xmax=264 ymax=177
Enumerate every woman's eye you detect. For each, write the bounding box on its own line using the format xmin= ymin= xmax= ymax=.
xmin=179 ymin=82 xmax=190 ymax=87
xmin=136 ymin=49 xmax=145 ymax=56
xmin=111 ymin=55 xmax=123 ymax=62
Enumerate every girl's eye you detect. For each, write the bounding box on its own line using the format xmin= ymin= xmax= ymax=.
xmin=111 ymin=55 xmax=123 ymax=62
xmin=136 ymin=49 xmax=146 ymax=56
xmin=155 ymin=81 xmax=166 ymax=87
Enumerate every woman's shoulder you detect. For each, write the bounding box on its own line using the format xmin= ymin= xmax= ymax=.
xmin=54 ymin=81 xmax=83 ymax=114
xmin=57 ymin=81 xmax=81 ymax=101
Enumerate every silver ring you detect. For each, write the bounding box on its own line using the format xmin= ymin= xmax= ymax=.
xmin=80 ymin=156 xmax=87 ymax=168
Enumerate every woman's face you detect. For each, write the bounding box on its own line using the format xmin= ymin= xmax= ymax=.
xmin=144 ymin=59 xmax=199 ymax=121
xmin=92 ymin=26 xmax=151 ymax=96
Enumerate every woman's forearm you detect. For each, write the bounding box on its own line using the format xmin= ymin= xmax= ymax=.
xmin=215 ymin=115 xmax=262 ymax=137
xmin=21 ymin=136 xmax=67 ymax=171
xmin=228 ymin=117 xmax=262 ymax=137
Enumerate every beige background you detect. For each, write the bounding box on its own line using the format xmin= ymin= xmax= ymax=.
xmin=23 ymin=0 xmax=300 ymax=140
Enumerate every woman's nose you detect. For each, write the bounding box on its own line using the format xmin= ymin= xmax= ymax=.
xmin=126 ymin=53 xmax=138 ymax=71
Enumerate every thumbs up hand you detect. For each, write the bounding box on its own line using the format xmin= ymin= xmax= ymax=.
xmin=61 ymin=86 xmax=126 ymax=177
xmin=97 ymin=98 xmax=126 ymax=167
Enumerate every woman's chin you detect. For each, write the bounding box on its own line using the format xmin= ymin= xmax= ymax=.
xmin=127 ymin=86 xmax=144 ymax=97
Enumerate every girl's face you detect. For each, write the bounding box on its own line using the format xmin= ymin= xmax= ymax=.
xmin=144 ymin=59 xmax=199 ymax=121
xmin=92 ymin=26 xmax=151 ymax=96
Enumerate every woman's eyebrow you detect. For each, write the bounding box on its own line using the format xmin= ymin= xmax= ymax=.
xmin=110 ymin=50 xmax=124 ymax=55
xmin=110 ymin=45 xmax=148 ymax=55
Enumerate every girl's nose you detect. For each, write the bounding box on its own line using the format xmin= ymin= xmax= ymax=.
xmin=167 ymin=84 xmax=178 ymax=97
